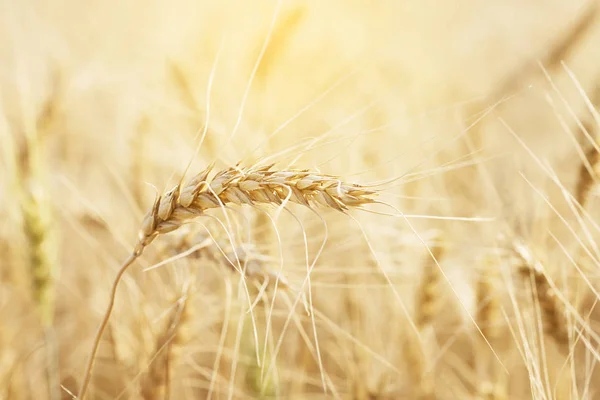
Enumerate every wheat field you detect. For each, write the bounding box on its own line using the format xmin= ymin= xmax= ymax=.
xmin=2 ymin=1 xmax=600 ymax=399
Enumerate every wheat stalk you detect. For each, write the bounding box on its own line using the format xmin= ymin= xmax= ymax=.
xmin=78 ymin=163 xmax=377 ymax=399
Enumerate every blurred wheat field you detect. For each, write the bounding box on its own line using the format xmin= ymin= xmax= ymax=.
xmin=2 ymin=0 xmax=600 ymax=399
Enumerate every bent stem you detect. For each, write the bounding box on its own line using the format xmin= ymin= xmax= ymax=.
xmin=78 ymin=245 xmax=145 ymax=399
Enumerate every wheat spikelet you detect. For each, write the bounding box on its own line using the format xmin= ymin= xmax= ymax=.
xmin=141 ymin=287 xmax=192 ymax=400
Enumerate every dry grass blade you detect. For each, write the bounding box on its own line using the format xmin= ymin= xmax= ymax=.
xmin=78 ymin=163 xmax=377 ymax=399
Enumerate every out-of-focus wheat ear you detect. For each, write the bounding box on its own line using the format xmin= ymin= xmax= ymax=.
xmin=404 ymin=333 xmax=436 ymax=400
xmin=519 ymin=266 xmax=569 ymax=347
xmin=408 ymin=231 xmax=447 ymax=400
xmin=475 ymin=255 xmax=504 ymax=399
xmin=141 ymin=285 xmax=193 ymax=400
xmin=476 ymin=255 xmax=501 ymax=343
xmin=21 ymin=189 xmax=56 ymax=328
xmin=15 ymin=71 xmax=63 ymax=400
xmin=16 ymin=70 xmax=62 ymax=329
xmin=513 ymin=241 xmax=569 ymax=348
xmin=575 ymin=139 xmax=600 ymax=209
xmin=415 ymin=232 xmax=447 ymax=330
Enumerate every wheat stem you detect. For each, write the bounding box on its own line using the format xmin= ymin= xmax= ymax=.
xmin=78 ymin=248 xmax=144 ymax=399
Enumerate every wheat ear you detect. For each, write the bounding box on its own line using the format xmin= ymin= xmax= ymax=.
xmin=415 ymin=233 xmax=447 ymax=330
xmin=518 ymin=266 xmax=568 ymax=347
xmin=513 ymin=241 xmax=569 ymax=347
xmin=410 ymin=232 xmax=447 ymax=400
xmin=575 ymin=145 xmax=599 ymax=209
xmin=476 ymin=256 xmax=501 ymax=342
xmin=475 ymin=255 xmax=504 ymax=399
xmin=140 ymin=288 xmax=191 ymax=400
xmin=78 ymin=163 xmax=377 ymax=399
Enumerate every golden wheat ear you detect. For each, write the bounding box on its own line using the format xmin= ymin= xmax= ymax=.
xmin=575 ymin=144 xmax=599 ymax=209
xmin=408 ymin=231 xmax=447 ymax=400
xmin=512 ymin=240 xmax=569 ymax=348
xmin=78 ymin=163 xmax=377 ymax=399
